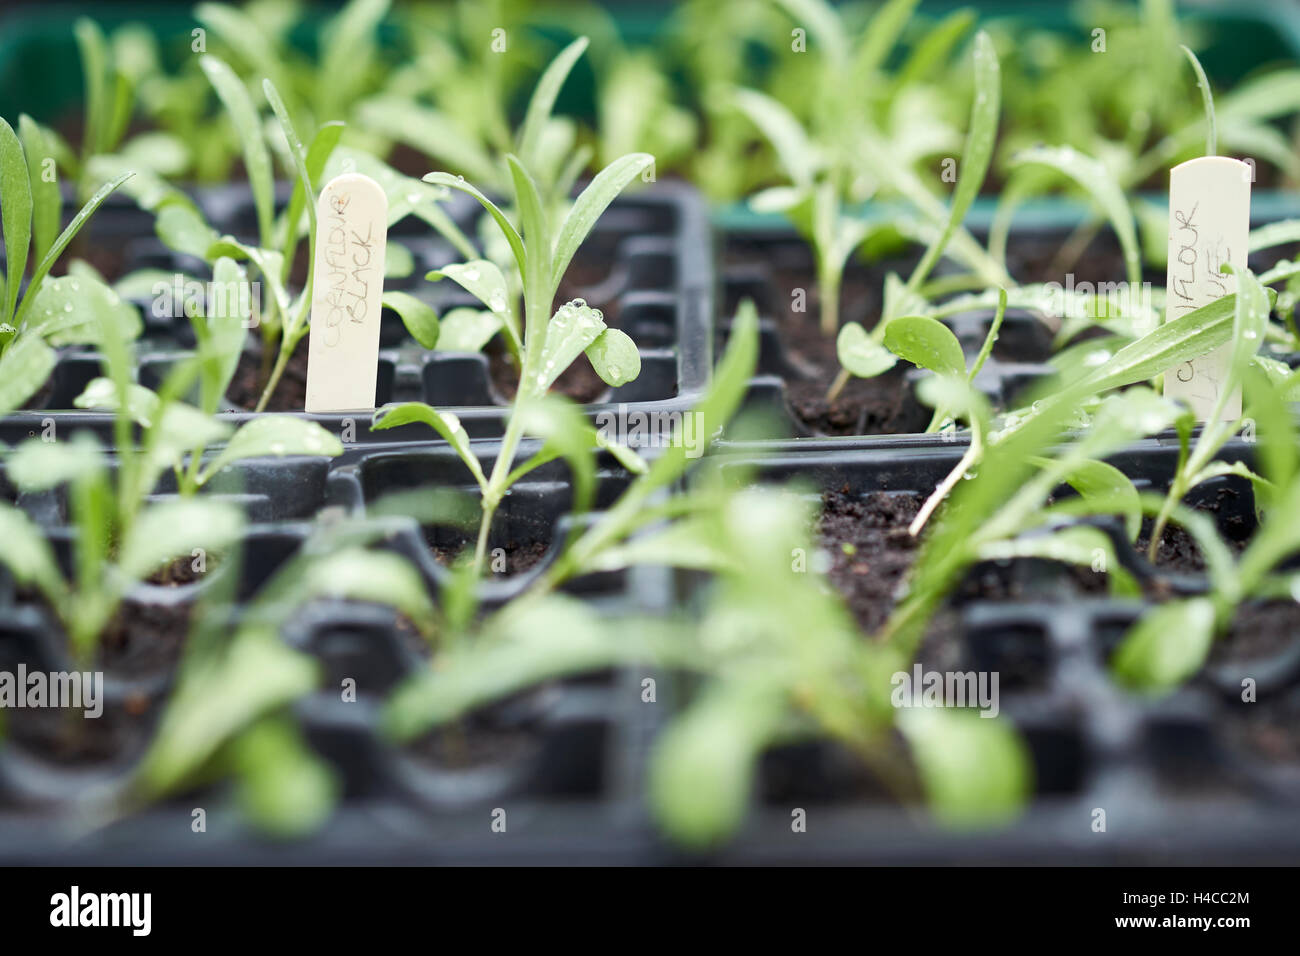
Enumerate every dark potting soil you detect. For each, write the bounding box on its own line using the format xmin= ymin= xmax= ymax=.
xmin=405 ymin=717 xmax=541 ymax=771
xmin=226 ymin=341 xmax=309 ymax=412
xmin=98 ymin=599 xmax=193 ymax=679
xmin=1211 ymin=601 xmax=1300 ymax=666
xmin=428 ymin=533 xmax=550 ymax=577
xmin=1222 ymin=687 xmax=1300 ymax=766
xmin=7 ymin=705 xmax=145 ymax=767
xmin=726 ymin=231 xmax=1176 ymax=436
xmin=816 ymin=490 xmax=924 ymax=634
xmin=145 ymin=554 xmax=211 ymax=587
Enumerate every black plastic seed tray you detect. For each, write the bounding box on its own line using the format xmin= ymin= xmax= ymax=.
xmin=1 ymin=181 xmax=712 ymax=448
xmin=0 ymin=440 xmax=680 ymax=864
xmin=716 ymin=222 xmax=1300 ymax=449
xmin=3 ymin=430 xmax=1298 ymax=862
xmin=668 ymin=437 xmax=1300 ymax=863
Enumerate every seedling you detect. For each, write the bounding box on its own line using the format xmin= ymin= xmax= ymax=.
xmin=0 ymin=116 xmax=135 ymax=415
xmin=1114 ymin=366 xmax=1300 ymax=691
xmin=130 ymin=513 xmax=437 ymax=835
xmin=150 ymin=58 xmax=467 ymax=410
xmin=821 ymin=29 xmax=1007 ymax=399
xmin=377 ymin=306 xmax=1029 ymax=844
xmin=0 ymin=308 xmax=342 ymax=665
xmin=373 ymin=141 xmax=654 ymax=574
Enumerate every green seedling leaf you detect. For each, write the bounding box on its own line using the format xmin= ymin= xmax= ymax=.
xmin=385 ymin=243 xmax=413 ymax=278
xmin=382 ymin=291 xmax=439 ymax=349
xmin=296 ymin=548 xmax=437 ymax=635
xmin=1112 ymin=597 xmax=1215 ymax=692
xmin=200 ymin=55 xmax=274 ymax=246
xmin=1012 ymin=146 xmax=1140 ymax=287
xmin=194 ymin=2 xmax=289 ymax=113
xmin=854 ymin=0 xmax=920 ymax=79
xmin=283 ymin=120 xmax=345 ymax=262
xmin=192 ymin=256 xmax=251 ymax=414
xmin=650 ymin=681 xmax=786 ymax=849
xmin=537 ymin=300 xmax=607 ymax=391
xmin=26 ymin=274 xmax=142 ymax=346
xmin=1073 ymin=292 xmax=1262 ymax=397
xmin=263 ymin=78 xmax=316 ymax=232
xmin=371 ymin=403 xmax=488 ymax=490
xmin=898 ymin=708 xmax=1030 ymax=827
xmin=74 ymin=377 xmax=160 ymax=425
xmin=518 ymin=36 xmax=589 ymax=172
xmin=136 ymin=625 xmax=319 ymax=799
xmin=424 ymin=171 xmax=526 ymax=277
xmin=18 ymin=115 xmax=58 ymax=267
xmin=903 ymin=31 xmax=999 ymax=294
xmin=118 ymin=498 xmax=243 ymax=584
xmin=231 ymin=716 xmax=337 ymax=838
xmin=732 ymin=88 xmax=818 ymax=188
xmin=1182 ymin=45 xmax=1216 ymax=156
xmin=318 ymin=0 xmax=390 ymax=120
xmin=550 ymin=152 xmax=655 ymax=292
xmin=436 ymin=308 xmax=503 ymax=352
xmin=1249 ymin=219 xmax=1300 ymax=253
xmin=0 ymin=336 xmax=56 ymax=415
xmin=585 ymin=328 xmax=640 ymax=388
xmin=21 ymin=173 xmax=132 ymax=318
xmin=156 ymin=203 xmax=221 ymax=260
xmin=773 ymin=0 xmax=849 ymax=65
xmin=199 ymin=417 xmax=344 ymax=485
xmin=73 ymin=18 xmax=108 ymax=157
xmin=0 ymin=504 xmax=68 ymax=605
xmin=361 ymin=99 xmax=499 ymax=186
xmin=1060 ymin=459 xmax=1143 ymax=543
xmin=514 ymin=395 xmax=598 ymax=516
xmin=383 ymin=595 xmax=639 ymax=738
xmin=837 ymin=321 xmax=897 ymax=377
xmin=0 ymin=116 xmax=33 ymax=325
xmin=883 ymin=315 xmax=966 ymax=377
xmin=978 ymin=525 xmax=1138 ymax=597
xmin=427 ymin=260 xmax=514 ymax=322
xmin=6 ymin=434 xmax=104 ymax=492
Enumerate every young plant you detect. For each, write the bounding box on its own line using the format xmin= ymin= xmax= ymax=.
xmin=373 ymin=146 xmax=654 ymax=575
xmin=381 ymin=312 xmax=1030 ymax=845
xmin=194 ymin=0 xmax=395 ymax=147
xmin=362 ymin=34 xmax=597 ymax=223
xmin=149 ymin=58 xmax=468 ymax=410
xmin=1145 ymin=266 xmax=1271 ymax=560
xmin=1113 ymin=365 xmax=1300 ymax=691
xmin=0 ymin=117 xmax=136 ymax=415
xmin=817 ymin=28 xmax=1005 ymax=404
xmin=129 ymin=515 xmax=438 ymax=836
xmin=0 ymin=299 xmax=342 ymax=665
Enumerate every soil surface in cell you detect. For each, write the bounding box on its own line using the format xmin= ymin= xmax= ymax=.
xmin=228 ymin=340 xmax=310 ymax=412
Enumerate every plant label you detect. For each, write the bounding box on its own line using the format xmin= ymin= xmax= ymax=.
xmin=305 ymin=172 xmax=388 ymax=412
xmin=1164 ymin=156 xmax=1251 ymax=421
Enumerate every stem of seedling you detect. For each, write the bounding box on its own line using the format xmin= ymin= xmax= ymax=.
xmin=826 ymin=367 xmax=851 ymax=404
xmin=256 ymin=341 xmax=293 ymax=413
xmin=910 ymin=429 xmax=982 ymax=537
xmin=819 ymin=257 xmax=841 ymax=337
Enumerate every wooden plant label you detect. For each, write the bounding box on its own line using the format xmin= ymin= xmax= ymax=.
xmin=1164 ymin=156 xmax=1251 ymax=421
xmin=305 ymin=172 xmax=388 ymax=413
